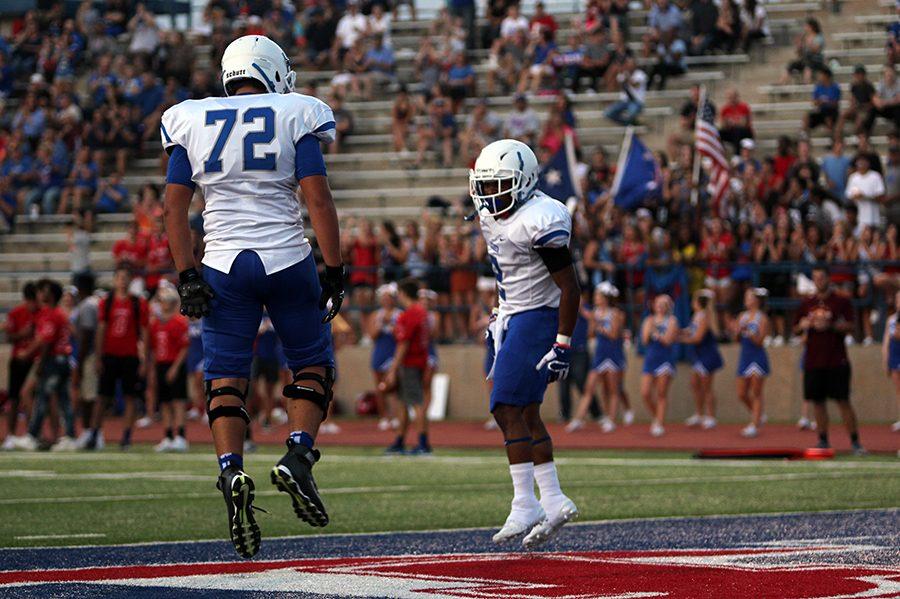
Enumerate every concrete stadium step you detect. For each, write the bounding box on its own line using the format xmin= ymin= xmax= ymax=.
xmin=0 ymin=251 xmax=115 ymax=272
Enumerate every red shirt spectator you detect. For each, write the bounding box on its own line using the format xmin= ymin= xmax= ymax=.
xmin=349 ymin=237 xmax=379 ymax=287
xmin=34 ymin=306 xmax=71 ymax=357
xmin=795 ymin=291 xmax=853 ymax=369
xmin=112 ymin=230 xmax=148 ymax=269
xmin=701 ymin=222 xmax=734 ymax=278
xmin=144 ymin=232 xmax=173 ymax=290
xmin=721 ymin=99 xmax=753 ymax=131
xmin=149 ymin=314 xmax=189 ymax=364
xmin=6 ymin=302 xmax=37 ymax=356
xmin=394 ymin=302 xmax=429 ymax=369
xmin=530 ymin=3 xmax=558 ymax=35
xmin=98 ymin=294 xmax=149 ymax=357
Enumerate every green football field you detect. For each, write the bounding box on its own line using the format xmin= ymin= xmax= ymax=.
xmin=0 ymin=447 xmax=897 ymax=548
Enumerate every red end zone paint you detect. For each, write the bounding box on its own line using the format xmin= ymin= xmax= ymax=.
xmin=3 ymin=545 xmax=898 ymax=598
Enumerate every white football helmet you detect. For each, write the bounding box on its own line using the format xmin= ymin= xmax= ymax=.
xmin=469 ymin=139 xmax=539 ymax=217
xmin=221 ymin=35 xmax=296 ymax=96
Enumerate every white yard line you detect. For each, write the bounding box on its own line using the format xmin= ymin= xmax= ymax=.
xmin=12 ymin=533 xmax=106 ymax=541
xmin=0 ymin=470 xmax=886 ymax=505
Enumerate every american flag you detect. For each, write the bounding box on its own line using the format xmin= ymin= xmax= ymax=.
xmin=695 ymin=98 xmax=730 ymax=212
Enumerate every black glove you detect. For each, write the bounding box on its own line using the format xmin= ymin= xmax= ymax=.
xmin=177 ymin=268 xmax=214 ymax=318
xmin=319 ymin=264 xmax=345 ymax=323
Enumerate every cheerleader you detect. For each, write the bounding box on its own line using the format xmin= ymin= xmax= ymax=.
xmin=640 ymin=295 xmax=678 ymax=437
xmin=733 ymin=287 xmax=771 ymax=438
xmin=419 ymin=288 xmax=440 ymax=415
xmin=681 ymin=289 xmax=723 ymax=430
xmin=883 ymin=290 xmax=900 ymax=433
xmin=568 ymin=282 xmax=625 ymax=433
xmin=185 ymin=317 xmax=205 ymax=421
xmin=367 ymin=283 xmax=400 ymax=431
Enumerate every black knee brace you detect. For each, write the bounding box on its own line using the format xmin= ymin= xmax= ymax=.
xmin=205 ymin=382 xmax=250 ymax=427
xmin=283 ymin=366 xmax=335 ymax=416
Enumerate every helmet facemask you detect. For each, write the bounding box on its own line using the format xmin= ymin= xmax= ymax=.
xmin=469 ymin=169 xmax=522 ymax=217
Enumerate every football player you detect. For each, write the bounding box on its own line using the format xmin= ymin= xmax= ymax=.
xmin=161 ymin=35 xmax=344 ymax=559
xmin=472 ymin=139 xmax=580 ymax=548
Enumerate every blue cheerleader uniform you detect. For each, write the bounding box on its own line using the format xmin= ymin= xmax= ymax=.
xmin=687 ymin=316 xmax=723 ymax=375
xmin=737 ymin=311 xmax=769 ymax=377
xmin=426 ymin=311 xmax=439 ymax=370
xmin=642 ymin=317 xmax=676 ymax=376
xmin=888 ymin=315 xmax=900 ymax=372
xmin=590 ymin=308 xmax=626 ymax=373
xmin=186 ymin=318 xmax=204 ymax=374
xmin=370 ymin=308 xmax=398 ymax=373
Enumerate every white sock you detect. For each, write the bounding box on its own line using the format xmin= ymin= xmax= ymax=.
xmin=534 ymin=461 xmax=565 ymax=511
xmin=509 ymin=462 xmax=539 ymax=514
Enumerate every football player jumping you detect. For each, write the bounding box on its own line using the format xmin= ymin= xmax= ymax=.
xmin=162 ymin=35 xmax=344 ymax=558
xmin=473 ymin=139 xmax=581 ymax=548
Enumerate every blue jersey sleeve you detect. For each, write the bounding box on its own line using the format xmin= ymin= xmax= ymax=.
xmin=295 ymin=133 xmax=327 ymax=180
xmin=165 ymin=145 xmax=195 ymax=191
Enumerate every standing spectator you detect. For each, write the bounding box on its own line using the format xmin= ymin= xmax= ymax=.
xmin=503 ymin=93 xmax=541 ymax=146
xmin=112 ymin=221 xmax=149 ymax=270
xmin=348 ymin=219 xmax=379 ymax=330
xmin=144 ymin=217 xmax=173 ymax=297
xmin=846 ymin=155 xmax=885 ymax=234
xmin=700 ymin=217 xmax=734 ymax=331
xmin=85 ymin=267 xmax=149 ymax=451
xmin=836 ymin=65 xmax=876 ymax=136
xmin=1 ymin=283 xmax=38 ymax=450
xmin=383 ymin=278 xmax=431 ymax=454
xmin=795 ymin=266 xmax=865 ymax=454
xmin=300 ymin=7 xmax=337 ymax=69
xmin=719 ymin=88 xmax=754 ymax=154
xmin=148 ymin=287 xmax=190 ymax=452
xmin=820 ymin=139 xmax=852 ymax=202
xmin=781 ymin=18 xmax=825 ymax=84
xmin=803 ymin=68 xmax=840 ymax=135
xmin=71 ymin=273 xmax=99 ymax=448
xmin=604 ymin=56 xmax=647 ymax=126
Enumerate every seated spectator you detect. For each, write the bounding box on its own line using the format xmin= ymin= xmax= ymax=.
xmin=362 ymin=35 xmax=396 ymax=100
xmin=112 ymin=221 xmax=148 ymax=271
xmin=25 ymin=143 xmax=64 ymax=216
xmin=329 ymin=94 xmax=355 ymax=155
xmin=538 ymin=109 xmax=577 ymax=163
xmin=332 ymin=0 xmax=368 ymax=67
xmin=134 ymin=183 xmax=162 ymax=235
xmin=0 ymin=177 xmax=15 ymax=232
xmin=368 ymin=4 xmax=392 ymax=48
xmin=59 ymin=147 xmax=98 ymax=215
xmin=127 ymin=3 xmax=160 ymax=58
xmin=604 ymin=56 xmax=647 ymax=126
xmin=846 ymin=155 xmax=885 ymax=234
xmin=503 ymin=93 xmax=541 ymax=147
xmin=94 ymin=173 xmax=129 ymax=214
xmin=391 ymin=86 xmax=417 ymax=153
xmin=711 ymin=0 xmax=741 ymax=54
xmin=530 ymin=2 xmax=558 ymax=38
xmin=690 ymin=0 xmax=719 ymax=56
xmin=821 ymin=139 xmax=852 ymax=202
xmin=416 ymin=96 xmax=456 ymax=168
xmin=853 ymin=131 xmax=884 ymax=175
xmin=414 ymin=37 xmax=443 ymax=97
xmin=604 ymin=30 xmax=635 ymax=91
xmin=332 ymin=39 xmax=368 ymax=99
xmin=740 ymin=0 xmax=769 ymax=52
xmin=781 ymin=18 xmax=825 ymax=84
xmin=720 ymin=88 xmax=754 ymax=153
xmin=735 ymin=138 xmax=761 ymax=175
xmin=500 ymin=4 xmax=530 ymax=40
xmin=887 ymin=1 xmax=900 ymax=66
xmin=0 ymin=142 xmax=35 ymax=214
xmin=486 ymin=28 xmax=527 ymax=95
xmin=837 ymin=65 xmax=876 ymax=136
xmin=869 ymin=65 xmax=900 ymax=132
xmin=300 ymin=7 xmax=337 ymax=69
xmin=517 ymin=28 xmax=557 ymax=94
xmin=645 ymin=0 xmax=683 ymax=54
xmin=647 ymin=32 xmax=687 ymax=91
xmin=573 ymin=29 xmax=611 ymax=93
xmin=12 ymin=94 xmax=47 ymax=147
xmin=803 ymin=68 xmax=840 ymax=135
xmin=442 ymin=52 xmax=476 ymax=112
xmin=460 ymin=99 xmax=503 ymax=165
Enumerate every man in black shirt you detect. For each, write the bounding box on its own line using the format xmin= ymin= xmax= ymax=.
xmin=302 ymin=7 xmax=337 ymax=69
xmin=837 ymin=65 xmax=876 ymax=136
xmin=690 ymin=0 xmax=719 ymax=55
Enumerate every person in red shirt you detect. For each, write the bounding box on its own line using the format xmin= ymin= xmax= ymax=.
xmin=148 ymin=287 xmax=190 ymax=452
xmin=794 ymin=266 xmax=865 ymax=454
xmin=530 ymin=2 xmax=558 ymax=36
xmin=2 ymin=282 xmax=38 ymax=447
xmin=144 ymin=218 xmax=173 ymax=296
xmin=382 ymin=278 xmax=431 ymax=454
xmin=15 ymin=279 xmax=76 ymax=449
xmin=700 ymin=217 xmax=734 ymax=331
xmin=719 ymin=88 xmax=754 ymax=154
xmin=86 ymin=266 xmax=150 ymax=450
xmin=111 ymin=221 xmax=149 ymax=271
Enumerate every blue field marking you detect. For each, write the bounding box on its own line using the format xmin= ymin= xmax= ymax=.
xmin=0 ymin=509 xmax=897 ymax=599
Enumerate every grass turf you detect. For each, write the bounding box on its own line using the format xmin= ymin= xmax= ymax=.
xmin=0 ymin=446 xmax=897 ymax=548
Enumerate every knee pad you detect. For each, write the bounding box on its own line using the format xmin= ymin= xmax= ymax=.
xmin=205 ymin=382 xmax=250 ymax=427
xmin=283 ymin=366 xmax=335 ymax=416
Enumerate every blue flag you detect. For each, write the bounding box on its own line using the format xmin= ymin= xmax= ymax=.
xmin=612 ymin=133 xmax=661 ymax=211
xmin=538 ymin=140 xmax=578 ymax=202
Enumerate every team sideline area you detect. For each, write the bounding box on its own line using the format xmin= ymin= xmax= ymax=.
xmin=0 ymin=448 xmax=897 ymax=597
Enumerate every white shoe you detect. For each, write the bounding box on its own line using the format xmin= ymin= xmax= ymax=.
xmin=650 ymin=422 xmax=665 ymax=437
xmin=741 ymin=424 xmax=758 ymax=438
xmin=522 ymin=497 xmax=579 ymax=549
xmin=763 ymin=336 xmax=773 ymax=348
xmin=186 ymin=407 xmax=201 ymax=421
xmin=891 ymin=421 xmax=900 ymax=433
xmin=797 ymin=417 xmax=812 ymax=430
xmin=95 ymin=431 xmax=105 ymax=450
xmin=701 ymin=416 xmax=717 ymax=429
xmin=862 ymin=336 xmax=875 ymax=347
xmin=1 ymin=436 xmax=19 ymax=451
xmin=320 ymin=422 xmax=341 ymax=435
xmin=760 ymin=413 xmax=768 ymax=426
xmin=135 ymin=416 xmax=153 ymax=429
xmin=15 ymin=435 xmax=39 ymax=450
xmin=483 ymin=418 xmax=498 ymax=431
xmin=390 ymin=418 xmax=400 ymax=429
xmin=270 ymin=407 xmax=288 ymax=425
xmin=844 ymin=335 xmax=856 ymax=346
xmin=492 ymin=506 xmax=545 ymax=544
xmin=377 ymin=418 xmax=391 ymax=431
xmin=51 ymin=436 xmax=77 ymax=452
xmin=170 ymin=435 xmax=189 ymax=452
xmin=622 ymin=410 xmax=635 ymax=426
xmin=564 ymin=418 xmax=584 ymax=433
xmin=599 ymin=417 xmax=616 ymax=433
xmin=684 ymin=414 xmax=702 ymax=427
xmin=154 ymin=437 xmax=173 ymax=452
xmin=772 ymin=335 xmax=785 ymax=347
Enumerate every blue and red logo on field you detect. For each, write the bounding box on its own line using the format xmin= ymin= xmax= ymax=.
xmin=2 ymin=543 xmax=899 ymax=598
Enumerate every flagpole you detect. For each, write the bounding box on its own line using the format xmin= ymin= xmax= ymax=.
xmin=610 ymin=125 xmax=634 ymax=200
xmin=690 ymin=86 xmax=706 ymax=207
xmin=563 ymin=130 xmax=582 ymax=200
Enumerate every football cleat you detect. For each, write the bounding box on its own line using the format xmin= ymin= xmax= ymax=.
xmin=522 ymin=497 xmax=579 ymax=549
xmin=270 ymin=441 xmax=329 ymax=527
xmin=217 ymin=468 xmax=261 ymax=559
xmin=492 ymin=506 xmax=545 ymax=544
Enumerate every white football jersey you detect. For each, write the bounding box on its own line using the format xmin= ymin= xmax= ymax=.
xmin=479 ymin=190 xmax=572 ymax=315
xmin=161 ymin=93 xmax=336 ymax=275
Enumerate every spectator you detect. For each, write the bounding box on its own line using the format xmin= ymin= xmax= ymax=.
xmin=500 ymin=5 xmax=530 ymax=40
xmin=58 ymin=146 xmax=98 ymax=215
xmin=368 ymin=4 xmax=392 ymax=47
xmin=448 ymin=0 xmax=476 ymax=49
xmin=836 ymin=65 xmax=876 ymax=137
xmin=25 ymin=143 xmax=64 ymax=216
xmin=740 ymin=0 xmax=769 ymax=52
xmin=781 ymin=18 xmax=825 ymax=84
xmin=333 ymin=0 xmax=368 ymax=65
xmin=329 ymin=94 xmax=355 ymax=155
xmin=518 ymin=28 xmax=557 ymax=94
xmin=127 ymin=3 xmax=160 ymax=58
xmin=416 ymin=96 xmax=456 ymax=168
xmin=530 ymin=2 xmax=558 ymax=37
xmin=300 ymin=7 xmax=337 ymax=69
xmin=869 ymin=65 xmax=900 ymax=131
xmin=112 ymin=221 xmax=148 ymax=271
xmin=719 ymin=88 xmax=754 ymax=154
xmin=803 ymin=68 xmax=840 ymax=135
xmin=887 ymin=1 xmax=900 ymax=66
xmin=486 ymin=28 xmax=527 ymax=95
xmin=846 ymin=155 xmax=885 ymax=234
xmin=573 ymin=29 xmax=611 ymax=93
xmin=443 ymin=52 xmax=476 ymax=112
xmin=648 ymin=33 xmax=687 ymax=91
xmin=503 ymin=93 xmax=541 ymax=147
xmin=460 ymin=98 xmax=503 ymax=165
xmin=821 ymin=139 xmax=852 ymax=202
xmin=852 ymin=131 xmax=883 ymax=175
xmin=362 ymin=35 xmax=396 ymax=100
xmin=646 ymin=0 xmax=683 ymax=52
xmin=391 ymin=86 xmax=416 ymax=153
xmin=690 ymin=0 xmax=719 ymax=56
xmin=1 ymin=282 xmax=38 ymax=449
xmin=94 ymin=173 xmax=129 ymax=214
xmin=414 ymin=36 xmax=443 ymax=97
xmin=604 ymin=56 xmax=647 ymax=126
xmin=711 ymin=0 xmax=740 ymax=54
